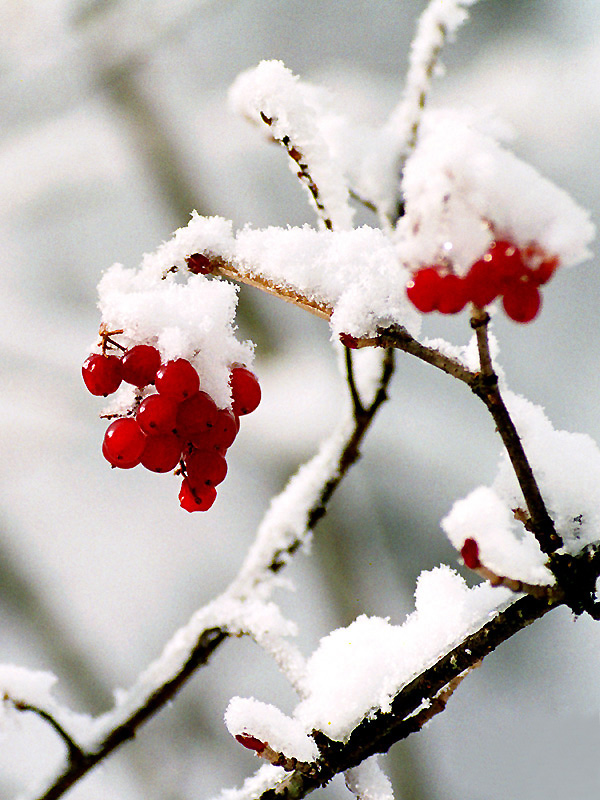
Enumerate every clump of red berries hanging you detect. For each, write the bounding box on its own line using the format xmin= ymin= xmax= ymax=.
xmin=82 ymin=329 xmax=261 ymax=512
xmin=406 ymin=239 xmax=558 ymax=323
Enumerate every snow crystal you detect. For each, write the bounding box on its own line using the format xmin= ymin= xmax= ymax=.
xmin=345 ymin=756 xmax=394 ymax=800
xmin=394 ymin=108 xmax=595 ymax=272
xmin=225 ymin=696 xmax=317 ymax=762
xmin=229 ymin=60 xmax=354 ymax=231
xmin=294 ymin=567 xmax=512 ymax=741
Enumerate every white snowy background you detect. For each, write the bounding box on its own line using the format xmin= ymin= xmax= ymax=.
xmin=0 ymin=1 xmax=599 ymax=798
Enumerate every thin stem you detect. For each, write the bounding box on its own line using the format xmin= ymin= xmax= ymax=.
xmin=10 ymin=700 xmax=86 ymax=766
xmin=344 ymin=347 xmax=366 ymax=418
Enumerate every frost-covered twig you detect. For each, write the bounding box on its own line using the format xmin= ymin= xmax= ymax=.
xmin=8 ymin=699 xmax=86 ymax=766
xmin=251 ymin=589 xmax=564 ymax=800
xmin=387 ymin=0 xmax=481 ymax=156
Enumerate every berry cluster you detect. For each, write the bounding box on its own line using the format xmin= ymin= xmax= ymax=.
xmin=82 ymin=340 xmax=261 ymax=512
xmin=406 ymin=240 xmax=558 ymax=323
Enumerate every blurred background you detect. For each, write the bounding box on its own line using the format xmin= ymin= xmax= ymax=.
xmin=1 ymin=0 xmax=599 ymax=797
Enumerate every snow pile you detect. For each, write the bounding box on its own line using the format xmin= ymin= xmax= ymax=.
xmin=443 ymin=392 xmax=600 ymax=577
xmin=96 ymin=249 xmax=254 ymax=410
xmin=224 ymin=568 xmax=511 ymax=745
xmin=345 ymin=757 xmax=394 ymax=800
xmin=395 ymin=108 xmax=595 ymax=272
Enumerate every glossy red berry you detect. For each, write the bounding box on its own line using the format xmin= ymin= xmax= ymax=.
xmin=136 ymin=394 xmax=179 ymax=435
xmin=406 ymin=267 xmax=442 ymax=313
xmin=175 ymin=391 xmax=219 ymax=438
xmin=465 ymin=258 xmax=502 ymax=308
xmin=485 ymin=240 xmax=528 ymax=289
xmin=191 ymin=408 xmax=239 ymax=452
xmin=102 ymin=418 xmax=146 ymax=468
xmin=502 ymin=282 xmax=541 ymax=323
xmin=179 ymin=478 xmax=217 ymax=512
xmin=531 ymin=256 xmax=558 ymax=286
xmin=140 ymin=433 xmax=182 ymax=473
xmin=461 ymin=538 xmax=481 ymax=570
xmin=121 ymin=345 xmax=161 ymax=387
xmin=185 ymin=448 xmax=228 ymax=487
xmin=437 ymin=274 xmax=469 ymax=314
xmin=155 ymin=359 xmax=200 ymax=401
xmin=230 ymin=366 xmax=261 ymax=416
xmin=82 ymin=354 xmax=123 ymax=396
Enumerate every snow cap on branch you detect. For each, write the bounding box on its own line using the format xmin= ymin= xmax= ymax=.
xmin=96 ymin=219 xmax=254 ymax=409
xmin=395 ymin=108 xmax=595 ymax=271
xmin=293 ymin=567 xmax=512 ymax=741
xmin=225 ymin=696 xmax=318 ymax=762
xmin=229 ymin=60 xmax=354 ymax=231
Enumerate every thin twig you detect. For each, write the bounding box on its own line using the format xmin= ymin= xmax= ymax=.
xmin=344 ymin=347 xmax=366 ymax=418
xmin=9 ymin=699 xmax=86 ymax=766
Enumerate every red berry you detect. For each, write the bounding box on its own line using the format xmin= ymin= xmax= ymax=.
xmin=230 ymin=366 xmax=261 ymax=416
xmin=485 ymin=240 xmax=528 ymax=289
xmin=461 ymin=538 xmax=481 ymax=570
xmin=437 ymin=273 xmax=469 ymax=314
xmin=531 ymin=256 xmax=558 ymax=286
xmin=102 ymin=418 xmax=146 ymax=468
xmin=155 ymin=359 xmax=200 ymax=401
xmin=502 ymin=282 xmax=541 ymax=323
xmin=185 ymin=253 xmax=213 ymax=274
xmin=121 ymin=345 xmax=161 ymax=387
xmin=136 ymin=394 xmax=179 ymax=435
xmin=82 ymin=354 xmax=123 ymax=396
xmin=175 ymin=391 xmax=219 ymax=438
xmin=140 ymin=433 xmax=182 ymax=473
xmin=185 ymin=448 xmax=228 ymax=487
xmin=191 ymin=408 xmax=239 ymax=453
xmin=235 ymin=734 xmax=267 ymax=753
xmin=406 ymin=267 xmax=442 ymax=313
xmin=179 ymin=478 xmax=217 ymax=512
xmin=465 ymin=258 xmax=502 ymax=308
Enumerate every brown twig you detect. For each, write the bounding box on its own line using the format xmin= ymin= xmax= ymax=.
xmin=9 ymin=699 xmax=86 ymax=766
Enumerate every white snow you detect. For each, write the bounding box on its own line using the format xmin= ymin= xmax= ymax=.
xmin=293 ymin=567 xmax=512 ymax=742
xmin=229 ymin=60 xmax=354 ymax=231
xmin=225 ymin=696 xmax=317 ymax=762
xmin=345 ymin=756 xmax=394 ymax=800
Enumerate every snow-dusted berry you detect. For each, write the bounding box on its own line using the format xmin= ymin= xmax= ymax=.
xmin=103 ymin=418 xmax=146 ymax=468
xmin=121 ymin=345 xmax=161 ymax=387
xmin=230 ymin=366 xmax=261 ymax=416
xmin=155 ymin=359 xmax=200 ymax=401
xmin=82 ymin=353 xmax=123 ymax=396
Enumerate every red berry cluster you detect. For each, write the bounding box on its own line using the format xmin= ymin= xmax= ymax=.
xmin=406 ymin=240 xmax=558 ymax=323
xmin=82 ymin=339 xmax=261 ymax=513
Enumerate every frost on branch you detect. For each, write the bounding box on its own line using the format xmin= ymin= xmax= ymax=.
xmin=444 ymin=392 xmax=600 ymax=580
xmin=229 ymin=59 xmax=354 ymax=231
